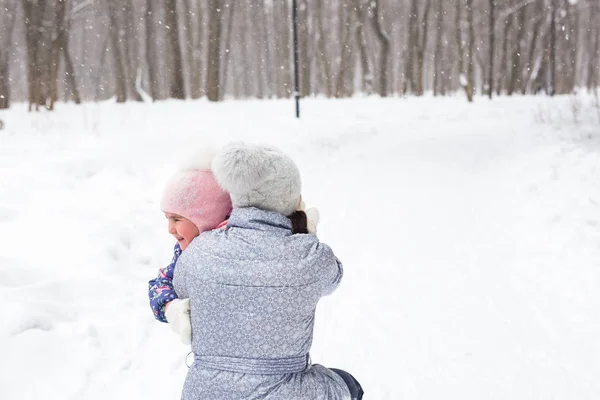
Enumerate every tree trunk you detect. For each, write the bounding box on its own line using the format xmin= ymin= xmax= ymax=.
xmin=354 ymin=0 xmax=372 ymax=95
xmin=334 ymin=5 xmax=353 ymax=98
xmin=524 ymin=2 xmax=544 ymax=94
xmin=277 ymin=0 xmax=292 ymax=97
xmin=488 ymin=0 xmax=495 ymax=99
xmin=48 ymin=0 xmax=69 ymax=111
xmin=566 ymin=2 xmax=578 ymax=93
xmin=260 ymin=2 xmax=273 ymax=98
xmin=183 ymin=0 xmax=195 ymax=98
xmin=123 ymin=0 xmax=143 ymax=101
xmin=249 ymin=1 xmax=264 ymax=99
xmin=589 ymin=0 xmax=600 ymax=90
xmin=314 ymin=0 xmax=332 ymax=97
xmin=434 ymin=0 xmax=444 ymax=96
xmin=0 ymin=0 xmax=17 ymax=109
xmin=165 ymin=0 xmax=186 ymax=99
xmin=586 ymin=0 xmax=596 ymax=90
xmin=191 ymin=0 xmax=204 ymax=98
xmin=145 ymin=0 xmax=160 ymax=100
xmin=266 ymin=3 xmax=281 ymax=97
xmin=298 ymin=0 xmax=311 ymax=97
xmin=61 ymin=3 xmax=81 ymax=105
xmin=63 ymin=42 xmax=81 ymax=104
xmin=95 ymin=33 xmax=111 ymax=101
xmin=206 ymin=0 xmax=222 ymax=102
xmin=497 ymin=14 xmax=511 ymax=95
xmin=465 ymin=0 xmax=474 ymax=101
xmin=549 ymin=0 xmax=557 ymax=96
xmin=404 ymin=0 xmax=418 ymax=94
xmin=370 ymin=0 xmax=391 ymax=97
xmin=107 ymin=0 xmax=127 ymax=103
xmin=455 ymin=0 xmax=465 ymax=94
xmin=508 ymin=6 xmax=526 ymax=95
xmin=240 ymin=4 xmax=253 ymax=97
xmin=416 ymin=0 xmax=432 ymax=96
xmin=22 ymin=0 xmax=46 ymax=110
xmin=220 ymin=2 xmax=236 ymax=100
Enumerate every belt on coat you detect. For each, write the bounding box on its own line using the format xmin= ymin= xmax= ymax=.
xmin=193 ymin=353 xmax=309 ymax=375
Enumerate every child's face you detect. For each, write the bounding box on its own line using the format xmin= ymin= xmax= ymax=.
xmin=164 ymin=212 xmax=200 ymax=250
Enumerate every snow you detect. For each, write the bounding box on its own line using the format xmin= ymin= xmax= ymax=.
xmin=1 ymin=95 xmax=599 ymax=399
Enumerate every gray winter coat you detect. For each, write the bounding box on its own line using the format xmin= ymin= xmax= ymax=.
xmin=173 ymin=207 xmax=350 ymax=400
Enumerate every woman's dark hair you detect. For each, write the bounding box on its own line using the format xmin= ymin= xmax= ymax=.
xmin=288 ymin=210 xmax=309 ymax=234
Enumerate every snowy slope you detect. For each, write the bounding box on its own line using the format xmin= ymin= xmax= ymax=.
xmin=0 ymin=95 xmax=599 ymax=399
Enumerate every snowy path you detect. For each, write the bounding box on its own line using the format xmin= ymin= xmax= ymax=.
xmin=0 ymin=96 xmax=599 ymax=399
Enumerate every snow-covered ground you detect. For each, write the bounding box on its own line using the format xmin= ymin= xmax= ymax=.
xmin=0 ymin=95 xmax=599 ymax=399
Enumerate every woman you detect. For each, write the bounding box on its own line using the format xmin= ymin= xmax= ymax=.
xmin=173 ymin=142 xmax=363 ymax=399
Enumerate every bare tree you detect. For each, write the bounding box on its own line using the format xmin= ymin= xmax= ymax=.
xmin=566 ymin=1 xmax=579 ymax=93
xmin=549 ymin=0 xmax=557 ymax=96
xmin=206 ymin=0 xmax=222 ymax=102
xmin=354 ymin=0 xmax=373 ymax=95
xmin=455 ymin=0 xmax=468 ymax=98
xmin=298 ymin=0 xmax=311 ymax=97
xmin=465 ymin=0 xmax=475 ymax=101
xmin=404 ymin=0 xmax=418 ymax=94
xmin=0 ymin=0 xmax=17 ymax=109
xmin=48 ymin=0 xmax=69 ymax=110
xmin=191 ymin=0 xmax=205 ymax=98
xmin=508 ymin=4 xmax=526 ymax=95
xmin=145 ymin=0 xmax=161 ymax=100
xmin=489 ymin=0 xmax=496 ymax=99
xmin=335 ymin=4 xmax=354 ymax=98
xmin=496 ymin=6 xmax=512 ymax=95
xmin=22 ymin=0 xmax=47 ymax=110
xmin=123 ymin=0 xmax=143 ymax=101
xmin=182 ymin=0 xmax=195 ymax=98
xmin=165 ymin=0 xmax=186 ymax=99
xmin=62 ymin=3 xmax=81 ymax=104
xmin=370 ymin=0 xmax=391 ymax=97
xmin=434 ymin=0 xmax=445 ymax=96
xmin=588 ymin=0 xmax=600 ymax=91
xmin=107 ymin=0 xmax=127 ymax=103
xmin=523 ymin=1 xmax=545 ymax=94
xmin=276 ymin=0 xmax=293 ymax=97
xmin=260 ymin=2 xmax=274 ymax=97
xmin=416 ymin=0 xmax=432 ymax=96
xmin=220 ymin=2 xmax=236 ymax=100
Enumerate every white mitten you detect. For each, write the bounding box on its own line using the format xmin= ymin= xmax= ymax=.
xmin=298 ymin=201 xmax=320 ymax=234
xmin=165 ymin=298 xmax=192 ymax=345
xmin=304 ymin=207 xmax=320 ymax=234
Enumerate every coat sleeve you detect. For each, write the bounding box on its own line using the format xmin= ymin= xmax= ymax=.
xmin=316 ymin=242 xmax=344 ymax=297
xmin=172 ymin=247 xmax=190 ymax=300
xmin=148 ymin=244 xmax=182 ymax=323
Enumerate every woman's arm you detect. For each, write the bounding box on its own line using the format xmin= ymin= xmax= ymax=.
xmin=317 ymin=242 xmax=344 ymax=296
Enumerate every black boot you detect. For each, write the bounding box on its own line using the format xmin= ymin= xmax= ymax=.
xmin=330 ymin=368 xmax=364 ymax=400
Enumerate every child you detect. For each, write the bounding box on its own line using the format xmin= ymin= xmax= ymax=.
xmin=172 ymin=142 xmax=363 ymax=400
xmin=148 ymin=153 xmax=321 ymax=345
xmin=148 ymin=155 xmax=232 ymax=344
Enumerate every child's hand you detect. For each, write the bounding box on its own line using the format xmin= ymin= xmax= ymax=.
xmin=165 ymin=298 xmax=192 ymax=345
xmin=298 ymin=200 xmax=320 ymax=234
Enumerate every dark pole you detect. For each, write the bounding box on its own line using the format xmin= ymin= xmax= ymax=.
xmin=292 ymin=0 xmax=300 ymax=118
xmin=488 ymin=0 xmax=494 ymax=99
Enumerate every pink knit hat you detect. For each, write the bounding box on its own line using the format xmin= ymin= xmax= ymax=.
xmin=160 ymin=167 xmax=232 ymax=233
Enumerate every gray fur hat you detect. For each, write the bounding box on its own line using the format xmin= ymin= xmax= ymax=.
xmin=211 ymin=142 xmax=302 ymax=216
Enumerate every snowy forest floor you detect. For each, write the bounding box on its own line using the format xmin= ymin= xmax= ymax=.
xmin=1 ymin=94 xmax=599 ymax=399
